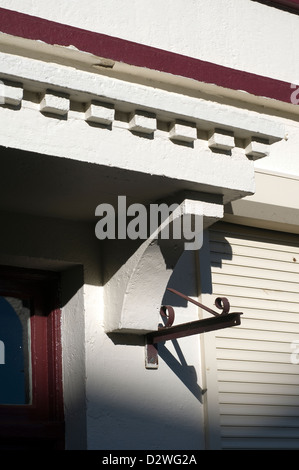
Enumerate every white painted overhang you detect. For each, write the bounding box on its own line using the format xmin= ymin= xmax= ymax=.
xmin=0 ymin=46 xmax=286 ymax=334
xmin=0 ymin=50 xmax=286 ymax=203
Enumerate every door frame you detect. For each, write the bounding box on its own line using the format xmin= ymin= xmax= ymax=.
xmin=0 ymin=265 xmax=64 ymax=449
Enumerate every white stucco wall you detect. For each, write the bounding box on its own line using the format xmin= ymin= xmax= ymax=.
xmin=0 ymin=208 xmax=207 ymax=449
xmin=1 ymin=0 xmax=299 ymax=84
xmin=12 ymin=209 xmax=204 ymax=450
xmin=254 ymin=116 xmax=299 ymax=177
xmin=1 ymin=0 xmax=299 ymax=450
xmin=0 ymin=212 xmax=99 ymax=448
xmin=85 ymin=250 xmax=205 ymax=450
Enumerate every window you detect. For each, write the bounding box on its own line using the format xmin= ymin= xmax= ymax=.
xmin=0 ymin=266 xmax=64 ymax=450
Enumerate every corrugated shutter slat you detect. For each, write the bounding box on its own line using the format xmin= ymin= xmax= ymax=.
xmin=209 ymin=224 xmax=299 ymax=450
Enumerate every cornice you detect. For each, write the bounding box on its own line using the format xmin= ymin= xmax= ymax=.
xmin=0 ymin=51 xmax=285 ymax=160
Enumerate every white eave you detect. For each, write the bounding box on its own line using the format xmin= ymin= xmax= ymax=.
xmin=0 ymin=49 xmax=285 ymax=144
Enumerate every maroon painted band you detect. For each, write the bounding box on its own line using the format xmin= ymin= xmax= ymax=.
xmin=0 ymin=7 xmax=296 ymax=105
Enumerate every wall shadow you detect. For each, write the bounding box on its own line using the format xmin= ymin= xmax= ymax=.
xmin=157 ymin=340 xmax=204 ymax=403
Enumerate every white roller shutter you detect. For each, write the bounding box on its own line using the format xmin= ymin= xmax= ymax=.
xmin=206 ymin=223 xmax=299 ymax=450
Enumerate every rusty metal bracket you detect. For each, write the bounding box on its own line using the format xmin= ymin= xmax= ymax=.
xmin=145 ymin=288 xmax=242 ymax=369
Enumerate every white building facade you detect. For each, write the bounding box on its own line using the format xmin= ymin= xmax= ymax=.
xmin=0 ymin=0 xmax=299 ymax=450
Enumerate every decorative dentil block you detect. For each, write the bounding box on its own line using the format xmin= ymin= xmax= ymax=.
xmin=169 ymin=120 xmax=197 ymax=142
xmin=208 ymin=129 xmax=235 ymax=150
xmin=0 ymin=81 xmax=23 ymax=106
xmin=40 ymin=90 xmax=70 ymax=116
xmin=245 ymin=137 xmax=269 ymax=160
xmin=129 ymin=111 xmax=157 ymax=134
xmin=85 ymin=100 xmax=115 ymax=125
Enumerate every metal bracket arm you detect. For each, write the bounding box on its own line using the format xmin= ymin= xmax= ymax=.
xmin=146 ymin=312 xmax=241 ymax=345
xmin=145 ymin=288 xmax=242 ymax=369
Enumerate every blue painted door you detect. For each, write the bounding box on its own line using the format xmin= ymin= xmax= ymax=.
xmin=0 ymin=297 xmax=29 ymax=404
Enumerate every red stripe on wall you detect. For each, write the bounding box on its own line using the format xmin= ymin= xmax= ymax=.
xmin=0 ymin=7 xmax=296 ymax=105
xmin=253 ymin=0 xmax=299 ymax=12
xmin=269 ymin=0 xmax=299 ymax=7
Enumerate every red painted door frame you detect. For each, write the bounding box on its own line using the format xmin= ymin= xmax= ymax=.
xmin=0 ymin=266 xmax=64 ymax=449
